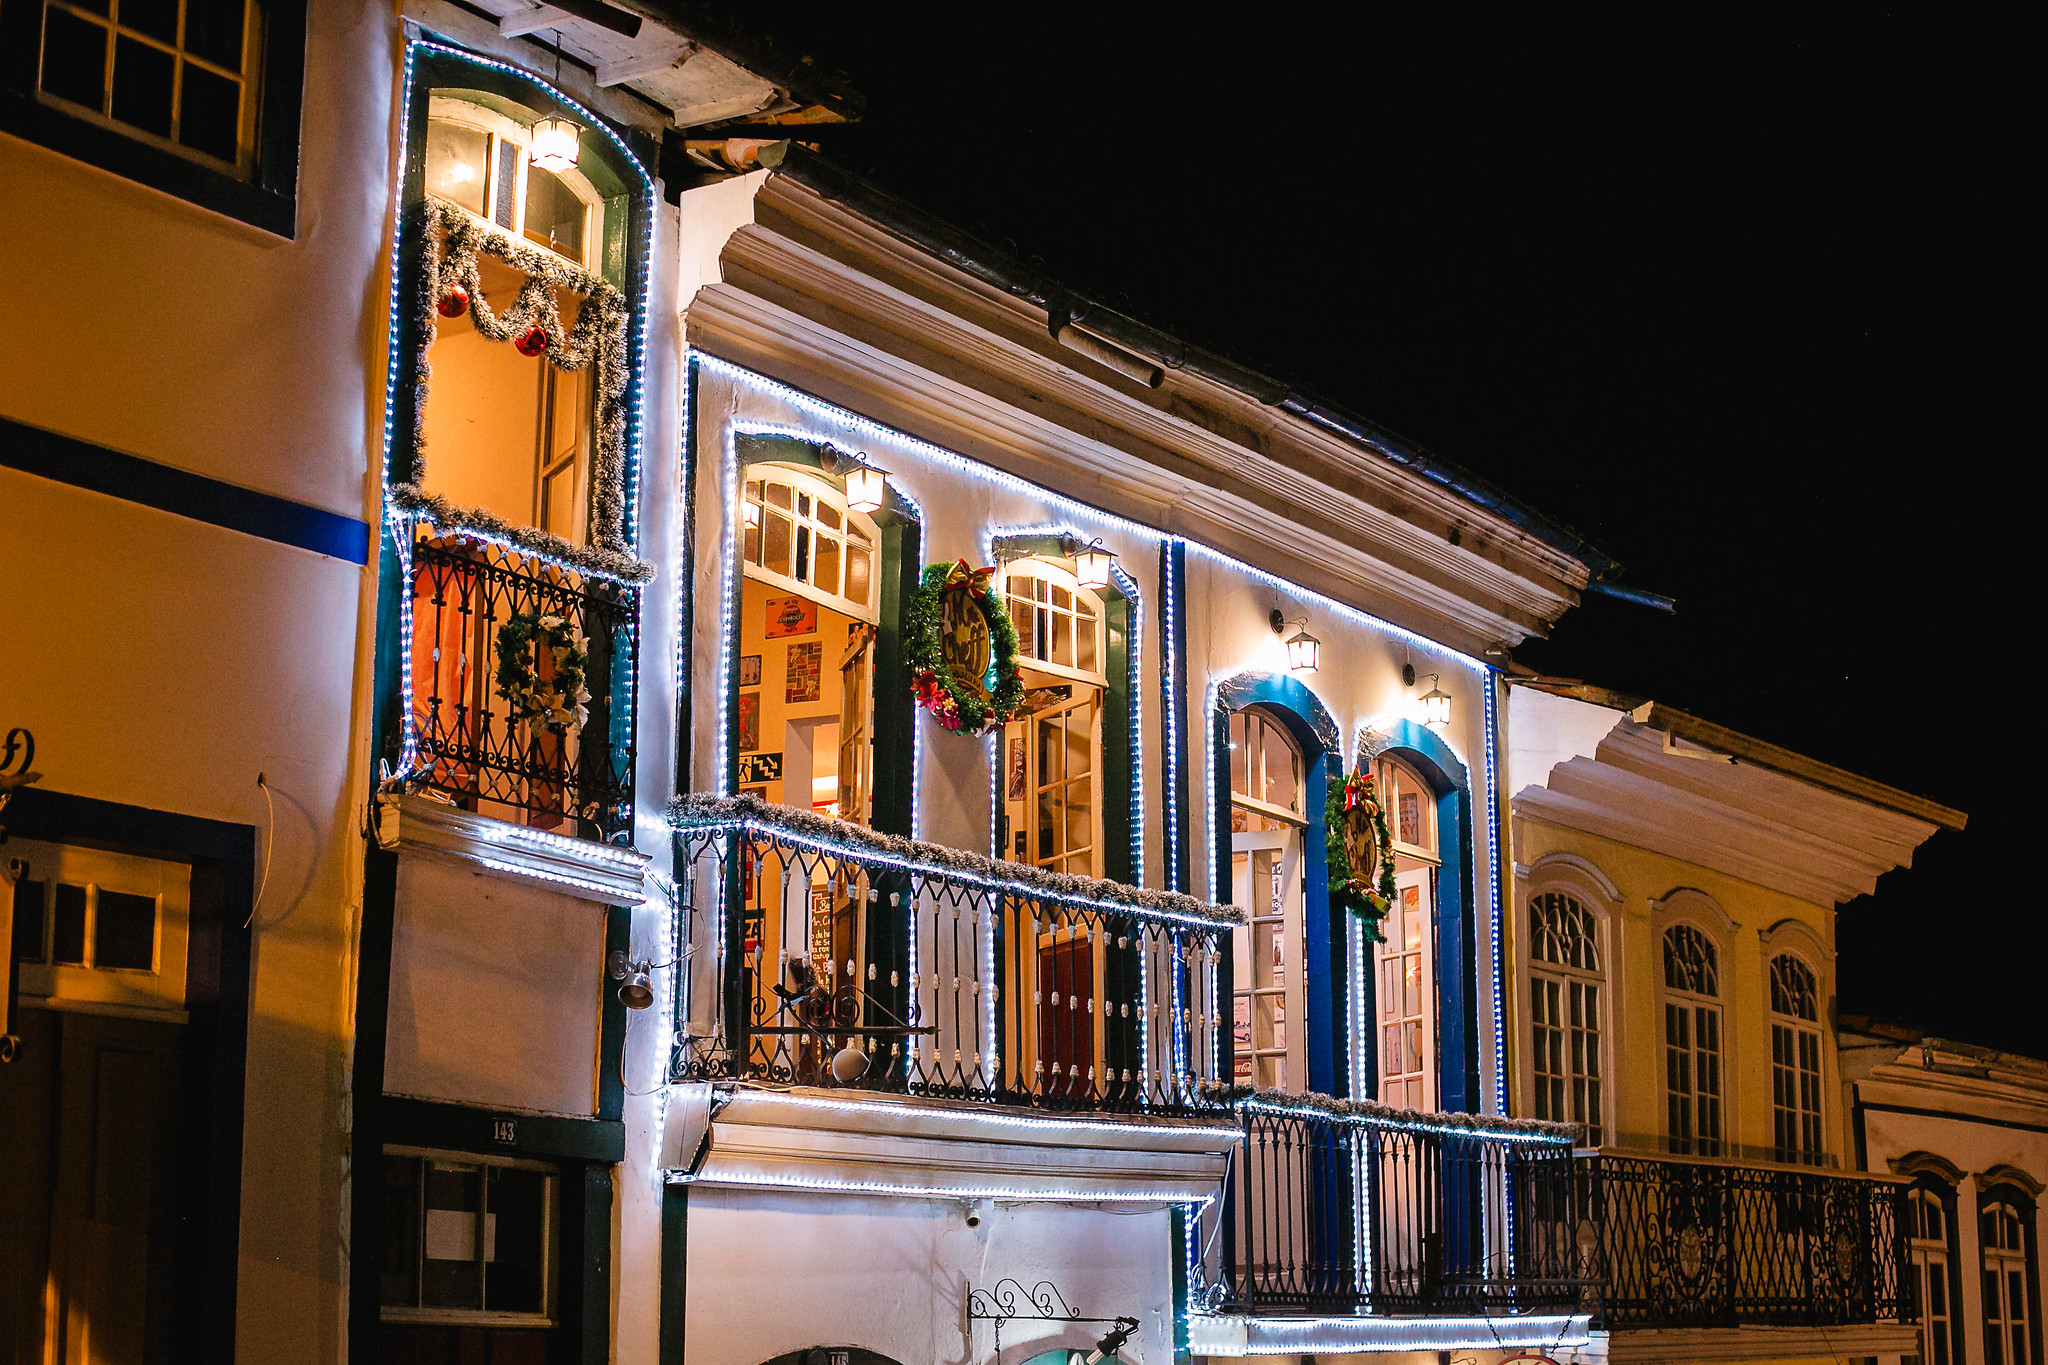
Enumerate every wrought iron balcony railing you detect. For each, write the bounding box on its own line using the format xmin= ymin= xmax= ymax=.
xmin=1560 ymin=1151 xmax=1912 ymax=1330
xmin=403 ymin=532 xmax=637 ymax=840
xmin=1209 ymin=1096 xmax=1583 ymax=1317
xmin=667 ymin=795 xmax=1239 ymax=1116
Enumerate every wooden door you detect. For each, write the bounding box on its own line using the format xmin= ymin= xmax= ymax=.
xmin=1036 ymin=935 xmax=1096 ymax=1100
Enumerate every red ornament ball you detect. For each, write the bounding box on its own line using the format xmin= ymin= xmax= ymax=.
xmin=514 ymin=325 xmax=549 ymax=357
xmin=435 ymin=285 xmax=469 ymax=318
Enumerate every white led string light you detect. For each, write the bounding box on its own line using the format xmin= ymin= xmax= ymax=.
xmin=1485 ymin=677 xmax=1507 ymax=1115
xmin=1235 ymin=1096 xmax=1570 ymax=1146
xmin=1161 ymin=546 xmax=1184 ymax=890
xmin=1188 ymin=1312 xmax=1592 ymax=1356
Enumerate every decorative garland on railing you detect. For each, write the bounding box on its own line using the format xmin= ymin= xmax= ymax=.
xmin=389 ymin=201 xmax=653 ymax=584
xmin=669 ymin=792 xmax=1245 ymax=927
xmin=494 ymin=610 xmax=591 ymax=734
xmin=905 ymin=559 xmax=1022 ymax=735
xmin=1215 ymin=1085 xmax=1582 ymax=1141
xmin=1326 ymin=769 xmax=1397 ymax=937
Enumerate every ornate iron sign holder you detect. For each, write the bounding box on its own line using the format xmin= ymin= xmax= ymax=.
xmin=966 ymin=1279 xmax=1137 ymax=1362
xmin=1 ymin=727 xmax=41 ymax=1063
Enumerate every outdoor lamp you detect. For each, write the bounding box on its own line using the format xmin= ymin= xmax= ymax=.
xmin=1070 ymin=538 xmax=1116 ymax=590
xmin=1085 ymin=1318 xmax=1139 ymax=1362
xmin=843 ymin=459 xmax=890 ymax=513
xmin=1416 ymin=673 xmax=1453 ymax=729
xmin=528 ymin=116 xmax=581 ymax=173
xmin=610 ymin=949 xmax=655 ymax=1010
xmin=1270 ymin=610 xmax=1320 ymax=673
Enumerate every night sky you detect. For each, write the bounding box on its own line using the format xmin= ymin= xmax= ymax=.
xmin=742 ymin=13 xmax=2024 ymax=1052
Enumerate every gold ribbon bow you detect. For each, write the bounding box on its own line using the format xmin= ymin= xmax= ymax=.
xmin=942 ymin=557 xmax=996 ymax=596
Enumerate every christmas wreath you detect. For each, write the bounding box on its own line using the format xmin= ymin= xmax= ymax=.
xmin=1327 ymin=769 xmax=1398 ymax=938
xmin=905 ymin=559 xmax=1022 ymax=736
xmin=494 ymin=611 xmax=592 ymax=735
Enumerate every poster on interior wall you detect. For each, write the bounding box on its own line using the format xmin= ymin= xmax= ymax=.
xmin=736 ymin=693 xmax=759 ymax=752
xmin=1007 ymin=737 xmax=1026 ymax=800
xmin=785 ymin=641 xmax=823 ymax=703
xmin=765 ymin=595 xmax=817 ymax=639
xmin=739 ymin=753 xmax=782 ymax=785
xmin=739 ymin=654 xmax=762 ymax=686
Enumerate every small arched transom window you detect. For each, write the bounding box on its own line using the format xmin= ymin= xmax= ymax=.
xmin=1528 ymin=891 xmax=1603 ymax=1143
xmin=1004 ymin=561 xmax=1105 ymax=685
xmin=741 ymin=468 xmax=880 ymax=624
xmin=1767 ymin=953 xmax=1825 ymax=1162
xmin=1661 ymin=924 xmax=1723 ymax=1156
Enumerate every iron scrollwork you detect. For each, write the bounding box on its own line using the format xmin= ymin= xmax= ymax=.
xmin=966 ymin=1279 xmax=1139 ymax=1360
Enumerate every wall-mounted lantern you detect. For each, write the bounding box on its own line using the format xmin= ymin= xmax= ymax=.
xmin=841 ymin=457 xmax=889 ymax=514
xmin=1067 ymin=537 xmax=1116 ymax=590
xmin=1412 ymin=671 xmax=1452 ymax=729
xmin=1269 ymin=610 xmax=1321 ymax=673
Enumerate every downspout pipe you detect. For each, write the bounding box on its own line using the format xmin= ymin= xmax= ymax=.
xmin=772 ymin=147 xmax=1641 ymax=593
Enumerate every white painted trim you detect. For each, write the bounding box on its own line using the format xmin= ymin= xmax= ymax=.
xmin=374 ymin=793 xmax=652 ymax=905
xmin=1188 ymin=1312 xmax=1593 ymax=1356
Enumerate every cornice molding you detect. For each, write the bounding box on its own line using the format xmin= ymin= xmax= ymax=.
xmin=689 ymin=286 xmax=1537 ymax=655
xmin=1593 ymin=1324 xmax=1921 ymax=1364
xmin=374 ymin=794 xmax=651 ymax=905
xmin=751 ymin=177 xmax=1596 ymax=592
xmin=672 ymin=1087 xmax=1234 ymax=1205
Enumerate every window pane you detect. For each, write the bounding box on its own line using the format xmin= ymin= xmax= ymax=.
xmin=1076 ymin=609 xmax=1097 ymax=674
xmin=41 ymin=10 xmax=110 ymax=110
xmin=425 ymin=119 xmax=489 ymax=216
xmin=120 ymin=0 xmax=178 ymax=44
xmin=11 ymin=879 xmax=46 ymax=962
xmin=483 ymin=1167 xmax=547 ymax=1314
xmin=380 ymin=1155 xmax=422 ymax=1309
xmin=110 ymin=35 xmax=174 ymax=137
xmin=764 ymin=482 xmax=791 ymax=509
xmin=94 ymin=890 xmax=155 ymax=970
xmin=178 ymin=61 xmax=239 ymax=162
xmin=52 ymin=883 xmax=88 ymax=965
xmin=492 ymin=138 xmax=518 ymax=229
xmin=523 ymin=165 xmax=584 ymax=261
xmin=1050 ymin=608 xmax=1071 ymax=667
xmin=761 ymin=511 xmax=792 ymax=576
xmin=844 ymin=543 xmax=871 ymax=606
xmin=182 ymin=0 xmax=244 ymax=67
xmin=813 ymin=534 xmax=840 ymax=597
xmin=817 ymin=502 xmax=840 ymax=531
xmin=421 ymin=1161 xmax=483 ymax=1310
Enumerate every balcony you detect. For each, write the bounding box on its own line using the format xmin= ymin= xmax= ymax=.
xmin=403 ymin=531 xmax=637 ymax=841
xmin=1194 ymin=1119 xmax=1915 ymax=1359
xmin=1569 ymin=1151 xmax=1913 ymax=1331
xmin=667 ymin=794 xmax=1234 ymax=1117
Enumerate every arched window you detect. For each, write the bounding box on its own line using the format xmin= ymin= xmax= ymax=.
xmin=742 ymin=467 xmax=880 ymax=624
xmin=1767 ymin=954 xmax=1825 ymax=1162
xmin=1907 ymin=1183 xmax=1956 ymax=1365
xmin=1228 ymin=706 xmax=1306 ymax=1091
xmin=1661 ymin=924 xmax=1723 ymax=1156
xmin=1374 ymin=754 xmax=1437 ymax=1110
xmin=1528 ymin=891 xmax=1603 ymax=1143
xmin=1982 ymin=1197 xmax=2035 ymax=1365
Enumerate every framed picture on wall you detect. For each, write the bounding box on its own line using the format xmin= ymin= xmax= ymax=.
xmin=739 ymin=654 xmax=762 ymax=686
xmin=765 ymin=595 xmax=817 ymax=639
xmin=736 ymin=693 xmax=760 ymax=752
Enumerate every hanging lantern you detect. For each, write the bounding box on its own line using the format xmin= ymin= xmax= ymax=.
xmin=843 ymin=460 xmax=889 ymax=514
xmin=1284 ymin=627 xmax=1321 ymax=673
xmin=1420 ymin=680 xmax=1453 ymax=728
xmin=1072 ymin=539 xmax=1115 ymax=590
xmin=528 ymin=116 xmax=580 ymax=173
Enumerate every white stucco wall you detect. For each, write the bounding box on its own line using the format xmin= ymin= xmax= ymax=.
xmin=683 ymin=1188 xmax=1177 ymax=1365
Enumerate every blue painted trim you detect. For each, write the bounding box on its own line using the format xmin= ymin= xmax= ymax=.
xmin=1362 ymin=719 xmax=1479 ymax=1113
xmin=1212 ymin=670 xmax=1344 ymax=1097
xmin=1163 ymin=541 xmax=1190 ymax=892
xmin=1 ymin=416 xmax=370 ymax=564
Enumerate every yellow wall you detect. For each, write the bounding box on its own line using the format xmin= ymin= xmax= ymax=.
xmin=736 ymin=573 xmax=854 ymax=809
xmin=1509 ymin=817 xmax=1842 ymax=1160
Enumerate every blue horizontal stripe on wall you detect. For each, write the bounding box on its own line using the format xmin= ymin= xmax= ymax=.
xmin=1 ymin=416 xmax=369 ymax=565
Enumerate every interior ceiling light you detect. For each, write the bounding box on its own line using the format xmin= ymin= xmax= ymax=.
xmin=1270 ymin=609 xmax=1320 ymax=673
